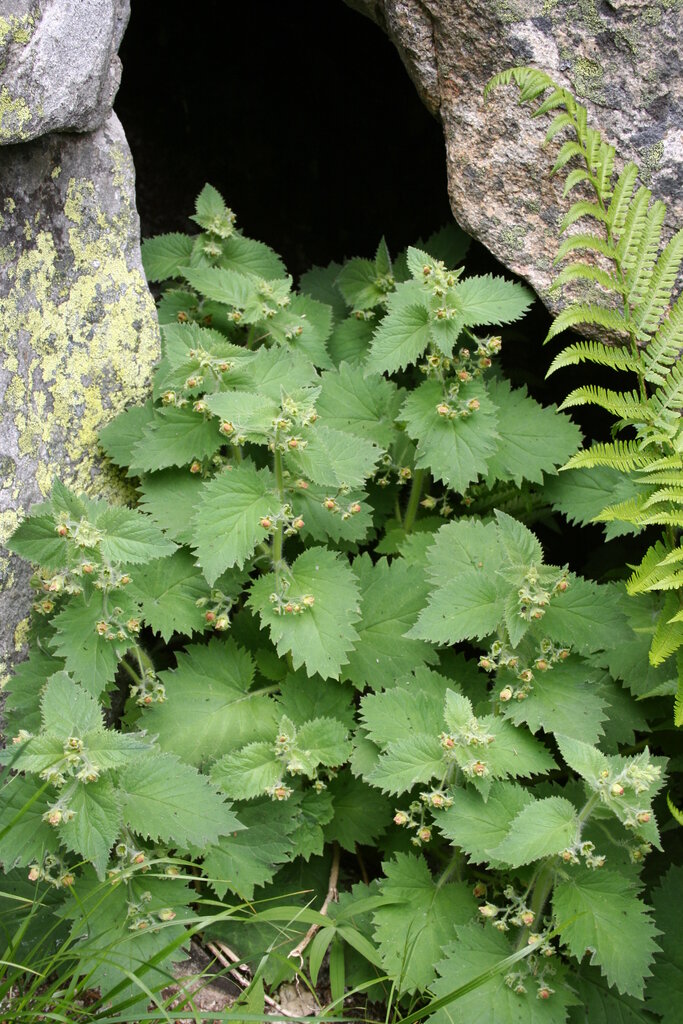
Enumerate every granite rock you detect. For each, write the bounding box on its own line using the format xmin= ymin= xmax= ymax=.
xmin=347 ymin=0 xmax=683 ymax=306
xmin=0 ymin=112 xmax=159 ymax=679
xmin=0 ymin=0 xmax=129 ymax=143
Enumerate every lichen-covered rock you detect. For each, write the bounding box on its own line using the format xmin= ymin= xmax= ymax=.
xmin=347 ymin=0 xmax=683 ymax=305
xmin=0 ymin=112 xmax=159 ymax=680
xmin=0 ymin=0 xmax=129 ymax=143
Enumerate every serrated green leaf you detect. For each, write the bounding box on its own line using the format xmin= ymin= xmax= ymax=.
xmin=541 ymin=578 xmax=631 ymax=654
xmin=328 ymin=316 xmax=375 ymax=366
xmin=132 ymin=407 xmax=225 ymax=471
xmin=316 ymin=362 xmax=401 ymax=447
xmin=344 ymin=555 xmax=438 ymax=690
xmin=204 ymin=390 xmax=279 ymax=441
xmin=366 ymin=303 xmax=431 ymax=374
xmin=211 ymin=741 xmax=282 ymax=799
xmin=217 ymin=232 xmax=286 ymax=278
xmin=367 ymin=735 xmax=445 ymax=795
xmin=362 ymin=666 xmax=455 ymax=740
xmin=40 ymin=670 xmax=103 ymax=735
xmin=191 ymin=463 xmax=276 ymax=583
xmin=202 ymin=800 xmax=298 ymax=900
xmin=323 ymin=774 xmax=393 ymax=851
xmin=336 ymin=257 xmax=388 ymax=310
xmin=569 ymin=963 xmax=653 ymax=1024
xmin=248 ymin=547 xmax=361 ymax=679
xmin=277 ymin=672 xmax=356 ymax=730
xmin=430 ymin=923 xmax=576 ymax=1024
xmin=545 ymin=467 xmax=643 ymax=541
xmin=141 ymin=233 xmax=193 ymax=282
xmin=58 ymin=780 xmax=121 ymax=878
xmin=50 ymin=592 xmax=132 ymax=695
xmin=191 ymin=184 xmax=236 ymax=237
xmin=492 ymin=796 xmax=579 ymax=866
xmin=437 ymin=782 xmax=534 ymax=867
xmin=452 ymin=274 xmax=534 ymax=325
xmin=6 ymin=511 xmax=71 ymax=569
xmin=502 ymin=658 xmax=607 ymax=744
xmin=553 ymin=867 xmax=659 ymax=999
xmin=409 ymin=568 xmax=504 ymax=644
xmin=98 ymin=402 xmax=155 ymax=473
xmin=373 ymin=853 xmax=476 ymax=992
xmin=137 ymin=468 xmax=205 ymax=545
xmin=485 ymin=378 xmax=582 ymax=486
xmin=291 ymin=482 xmax=372 ymax=545
xmin=148 ymin=638 xmax=277 ymax=766
xmin=288 ymin=423 xmax=380 ymax=489
xmin=0 ymin=776 xmax=58 ymax=868
xmin=128 ymin=548 xmax=211 ymax=640
xmin=118 ymin=752 xmax=241 ymax=847
xmin=299 ymin=262 xmax=347 ymax=321
xmin=647 ymin=865 xmax=683 ymax=1023
xmin=93 ymin=506 xmax=177 ymax=565
xmin=401 ymin=379 xmax=499 ymax=492
xmin=3 ymin=648 xmax=64 ymax=736
xmin=59 ymin=871 xmax=193 ymax=1005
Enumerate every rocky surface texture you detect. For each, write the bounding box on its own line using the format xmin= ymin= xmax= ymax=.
xmin=347 ymin=0 xmax=683 ymax=305
xmin=0 ymin=0 xmax=129 ymax=143
xmin=0 ymin=2 xmax=158 ymax=679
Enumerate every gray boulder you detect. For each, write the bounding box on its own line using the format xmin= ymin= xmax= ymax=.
xmin=0 ymin=112 xmax=159 ymax=680
xmin=0 ymin=0 xmax=128 ymax=143
xmin=347 ymin=0 xmax=683 ymax=305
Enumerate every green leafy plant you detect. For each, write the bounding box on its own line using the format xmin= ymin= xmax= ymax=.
xmin=486 ymin=67 xmax=683 ymax=726
xmin=1 ymin=180 xmax=679 ymax=1023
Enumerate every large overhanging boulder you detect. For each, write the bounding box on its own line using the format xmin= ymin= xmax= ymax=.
xmin=0 ymin=2 xmax=158 ymax=679
xmin=0 ymin=0 xmax=128 ymax=143
xmin=347 ymin=0 xmax=682 ymax=306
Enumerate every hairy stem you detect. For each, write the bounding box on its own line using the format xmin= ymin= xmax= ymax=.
xmin=403 ymin=470 xmax=425 ymax=534
xmin=273 ymin=449 xmax=285 ymax=575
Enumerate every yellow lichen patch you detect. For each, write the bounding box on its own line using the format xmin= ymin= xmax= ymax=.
xmin=51 ymin=165 xmax=61 ymax=180
xmin=0 ymin=86 xmax=31 ymax=140
xmin=0 ymin=13 xmax=36 ymax=49
xmin=13 ymin=616 xmax=29 ymax=651
xmin=0 ymin=156 xmax=160 ymax=551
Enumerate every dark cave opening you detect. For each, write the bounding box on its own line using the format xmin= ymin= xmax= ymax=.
xmin=115 ymin=0 xmax=453 ymax=278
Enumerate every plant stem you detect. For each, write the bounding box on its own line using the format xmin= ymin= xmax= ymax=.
xmin=273 ymin=449 xmax=285 ymax=572
xmin=436 ymin=851 xmax=462 ymax=889
xmin=403 ymin=470 xmax=425 ymax=534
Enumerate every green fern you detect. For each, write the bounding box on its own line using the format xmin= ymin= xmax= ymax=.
xmin=487 ymin=66 xmax=683 ymax=712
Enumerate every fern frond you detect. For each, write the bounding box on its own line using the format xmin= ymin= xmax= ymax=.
xmin=615 ymin=186 xmax=653 ymax=272
xmin=551 ymin=140 xmax=587 ymax=176
xmin=562 ymin=168 xmax=592 ymax=198
xmin=643 ymin=290 xmax=683 ymax=386
xmin=676 ymin=652 xmax=683 ymax=727
xmin=624 ymin=199 xmax=666 ymax=303
xmin=594 ymin=495 xmax=648 ymax=524
xmin=606 ymin=162 xmax=639 ymax=234
xmin=650 ymin=593 xmax=683 ymax=664
xmin=546 ymin=340 xmax=640 ymax=376
xmin=555 ymin=232 xmax=617 ymax=264
xmin=550 ymin=263 xmax=622 ymax=295
xmin=660 ymin=546 xmax=683 ymax=568
xmin=626 ymin=540 xmax=674 ymax=594
xmin=545 ymin=303 xmax=630 ymax=342
xmin=563 ymin=440 xmax=652 ymax=472
xmin=592 ymin=138 xmax=616 ymax=198
xmin=632 ymin=228 xmax=683 ymax=338
xmin=544 ymin=111 xmax=574 ymax=143
xmin=668 ymin=791 xmax=683 ymax=822
xmin=649 ymin=354 xmax=683 ymax=420
xmin=559 ymin=201 xmax=608 ymax=235
xmin=642 ymin=487 xmax=683 ymax=510
xmin=559 ymin=385 xmax=647 ymax=421
xmin=484 ymin=67 xmax=556 ymax=103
